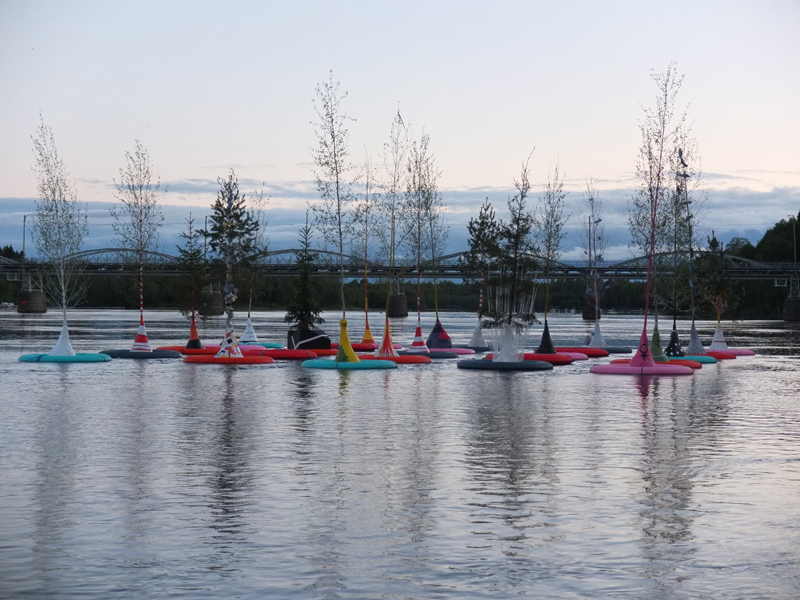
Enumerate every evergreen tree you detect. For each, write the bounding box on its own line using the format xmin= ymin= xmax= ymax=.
xmin=285 ymin=211 xmax=324 ymax=329
xmin=201 ymin=169 xmax=262 ymax=277
xmin=176 ymin=213 xmax=206 ymax=317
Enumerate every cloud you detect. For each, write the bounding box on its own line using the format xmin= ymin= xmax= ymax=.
xmin=3 ymin=183 xmax=798 ymax=261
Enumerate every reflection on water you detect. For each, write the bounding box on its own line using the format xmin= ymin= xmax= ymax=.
xmin=1 ymin=310 xmax=800 ymax=598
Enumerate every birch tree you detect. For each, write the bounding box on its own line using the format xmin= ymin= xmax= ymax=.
xmin=310 ymin=71 xmax=355 ymax=319
xmin=31 ymin=118 xmax=88 ymax=355
xmin=111 ymin=140 xmax=165 ymax=343
xmin=536 ymin=162 xmax=569 ymax=321
xmin=578 ymin=179 xmax=606 ymax=320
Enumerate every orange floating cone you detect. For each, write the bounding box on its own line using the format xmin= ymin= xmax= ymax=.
xmin=186 ymin=316 xmax=204 ymax=349
xmin=131 ymin=315 xmax=152 ymax=352
xmin=376 ymin=316 xmax=399 ymax=357
xmin=361 ymin=320 xmax=376 ymax=345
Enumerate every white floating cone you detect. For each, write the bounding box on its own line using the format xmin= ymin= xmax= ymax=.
xmin=216 ymin=325 xmax=244 ymax=358
xmin=239 ymin=316 xmax=259 ymax=343
xmin=685 ymin=321 xmax=706 ymax=355
xmin=708 ymin=325 xmax=729 ymax=351
xmin=588 ymin=321 xmax=607 ymax=348
xmin=49 ymin=321 xmax=76 ymax=356
xmin=468 ymin=321 xmax=487 ymax=348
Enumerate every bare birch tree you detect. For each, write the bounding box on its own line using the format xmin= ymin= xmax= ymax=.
xmin=536 ymin=161 xmax=569 ymax=321
xmin=310 ymin=71 xmax=355 ymax=319
xmin=378 ymin=111 xmax=409 ymax=303
xmin=627 ymin=62 xmax=685 ymax=352
xmin=111 ymin=140 xmax=165 ymax=344
xmin=31 ymin=117 xmax=88 ymax=355
xmin=578 ymin=178 xmax=606 ymax=319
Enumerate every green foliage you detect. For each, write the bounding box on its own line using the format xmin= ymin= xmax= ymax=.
xmin=726 ymin=236 xmax=757 ymax=260
xmin=755 ymin=212 xmax=799 ymax=262
xmin=462 ymin=198 xmax=501 ymax=287
xmin=2 ymin=245 xmax=22 ymax=260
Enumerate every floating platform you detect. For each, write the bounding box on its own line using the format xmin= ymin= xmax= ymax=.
xmin=100 ymin=349 xmax=182 ymax=359
xmin=556 ymin=347 xmax=609 ymax=358
xmin=602 ymin=346 xmax=633 ymax=354
xmin=183 ymin=355 xmax=274 ymax=365
xmin=458 ymin=359 xmax=553 ymax=371
xmin=611 ymin=358 xmax=702 ymax=369
xmin=301 ymin=358 xmax=397 ymax=370
xmin=702 ymin=351 xmax=737 ymax=360
xmin=249 ymin=349 xmax=317 ymax=360
xmin=398 ymin=350 xmax=459 ymax=359
xmin=591 ymin=363 xmax=694 ymax=375
xmin=358 ymin=354 xmax=431 ymax=364
xmin=19 ymin=353 xmax=112 ymax=363
xmin=680 ymin=354 xmax=718 ymax=364
xmin=520 ymin=353 xmax=573 ymax=365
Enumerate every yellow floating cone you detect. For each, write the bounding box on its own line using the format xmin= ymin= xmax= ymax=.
xmin=335 ymin=319 xmax=361 ymax=363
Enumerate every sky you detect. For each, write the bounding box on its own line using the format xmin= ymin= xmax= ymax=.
xmin=1 ymin=0 xmax=799 ymax=260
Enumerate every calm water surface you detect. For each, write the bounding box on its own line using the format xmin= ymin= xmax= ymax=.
xmin=1 ymin=309 xmax=799 ymax=599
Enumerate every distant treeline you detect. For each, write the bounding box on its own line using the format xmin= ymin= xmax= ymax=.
xmin=0 ymin=273 xmax=788 ymax=320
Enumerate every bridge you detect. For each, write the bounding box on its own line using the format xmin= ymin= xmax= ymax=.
xmin=1 ymin=248 xmax=797 ymax=284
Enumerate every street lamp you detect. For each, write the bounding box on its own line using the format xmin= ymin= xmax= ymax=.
xmin=21 ymin=214 xmax=28 ymax=291
xmin=788 ymin=214 xmax=797 ymax=287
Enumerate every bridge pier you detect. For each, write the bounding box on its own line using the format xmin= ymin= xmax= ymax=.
xmin=387 ymin=293 xmax=408 ymax=318
xmin=17 ymin=290 xmax=47 ymax=313
xmin=784 ymin=297 xmax=800 ymax=322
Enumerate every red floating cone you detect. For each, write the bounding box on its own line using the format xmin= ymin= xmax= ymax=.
xmin=186 ymin=316 xmax=204 ymax=350
xmin=131 ymin=316 xmax=152 ymax=352
xmin=377 ymin=316 xmax=399 ymax=357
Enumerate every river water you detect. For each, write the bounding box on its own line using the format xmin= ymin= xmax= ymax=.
xmin=1 ymin=309 xmax=799 ymax=599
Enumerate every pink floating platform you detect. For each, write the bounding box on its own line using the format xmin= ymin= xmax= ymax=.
xmin=556 ymin=347 xmax=609 ymax=358
xmin=611 ymin=358 xmax=702 ymax=369
xmin=559 ymin=351 xmax=589 ymax=360
xmin=591 ymin=363 xmax=693 ymax=375
xmin=724 ymin=348 xmax=755 ymax=356
xmin=521 ymin=353 xmax=573 ymax=366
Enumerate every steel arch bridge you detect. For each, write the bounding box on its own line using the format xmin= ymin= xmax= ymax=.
xmin=1 ymin=247 xmax=797 ymax=283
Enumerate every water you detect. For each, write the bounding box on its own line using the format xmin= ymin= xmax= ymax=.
xmin=1 ymin=309 xmax=799 ymax=598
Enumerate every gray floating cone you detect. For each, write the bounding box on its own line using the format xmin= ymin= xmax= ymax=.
xmin=239 ymin=316 xmax=259 ymax=343
xmin=685 ymin=320 xmax=706 ymax=355
xmin=588 ymin=321 xmax=606 ymax=348
xmin=50 ymin=321 xmax=77 ymax=356
xmin=708 ymin=326 xmax=729 ymax=351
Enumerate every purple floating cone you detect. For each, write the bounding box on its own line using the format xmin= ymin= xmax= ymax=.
xmin=426 ymin=319 xmax=453 ymax=349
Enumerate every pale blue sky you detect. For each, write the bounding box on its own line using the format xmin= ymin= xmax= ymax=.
xmin=1 ymin=0 xmax=798 ymax=258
